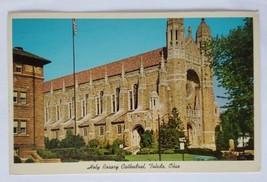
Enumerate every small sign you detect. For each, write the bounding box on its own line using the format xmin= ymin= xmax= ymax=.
xmin=180 ymin=142 xmax=185 ymax=150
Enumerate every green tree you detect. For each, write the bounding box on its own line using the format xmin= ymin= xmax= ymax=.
xmin=111 ymin=139 xmax=123 ymax=155
xmin=140 ymin=130 xmax=154 ymax=148
xmin=205 ymin=18 xmax=254 ymax=146
xmin=159 ymin=107 xmax=185 ymax=150
xmin=60 ymin=129 xmax=86 ymax=148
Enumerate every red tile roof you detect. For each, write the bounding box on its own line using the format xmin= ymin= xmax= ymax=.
xmin=43 ymin=47 xmax=165 ymax=93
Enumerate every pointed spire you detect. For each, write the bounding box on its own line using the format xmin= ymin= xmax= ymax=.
xmin=121 ymin=63 xmax=125 ymax=80
xmin=89 ymin=70 xmax=93 ymax=87
xmin=75 ymin=79 xmax=78 ymax=89
xmin=140 ymin=57 xmax=144 ymax=76
xmin=50 ymin=82 xmax=53 ymax=94
xmin=105 ymin=66 xmax=109 ymax=85
xmin=160 ymin=50 xmax=166 ymax=72
xmin=62 ymin=78 xmax=66 ymax=92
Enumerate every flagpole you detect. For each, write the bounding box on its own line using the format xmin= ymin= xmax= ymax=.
xmin=72 ymin=19 xmax=77 ymax=135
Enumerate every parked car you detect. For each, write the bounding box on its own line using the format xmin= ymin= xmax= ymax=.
xmin=192 ymin=156 xmax=217 ymax=161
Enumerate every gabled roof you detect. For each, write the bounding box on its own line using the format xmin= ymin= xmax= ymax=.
xmin=44 ymin=47 xmax=166 ymax=93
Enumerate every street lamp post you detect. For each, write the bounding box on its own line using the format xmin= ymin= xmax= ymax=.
xmin=179 ymin=137 xmax=186 ymax=161
xmin=119 ymin=144 xmax=124 ymax=160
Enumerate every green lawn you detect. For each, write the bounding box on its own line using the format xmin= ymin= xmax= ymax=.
xmin=125 ymin=153 xmax=206 ymax=161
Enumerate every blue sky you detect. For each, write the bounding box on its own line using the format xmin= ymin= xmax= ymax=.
xmin=12 ymin=17 xmax=245 ymax=109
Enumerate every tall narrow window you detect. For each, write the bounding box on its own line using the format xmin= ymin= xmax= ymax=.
xmin=175 ymin=30 xmax=178 ymax=40
xmin=100 ymin=91 xmax=104 ymax=114
xmin=81 ymin=99 xmax=86 ymax=117
xmin=96 ymin=97 xmax=100 ymax=115
xmin=20 ymin=92 xmax=27 ymax=104
xmin=117 ymin=125 xmax=122 ymax=134
xmin=13 ymin=91 xmax=18 ymax=103
xmin=133 ymin=84 xmax=138 ymax=109
xmin=99 ymin=126 xmax=104 ymax=136
xmin=129 ymin=90 xmax=133 ymax=110
xmin=68 ymin=102 xmax=72 ymax=119
xmin=83 ymin=127 xmax=88 ymax=137
xmin=13 ymin=120 xmax=18 ymax=134
xmin=20 ymin=121 xmax=27 ymax=134
xmin=85 ymin=94 xmax=89 ymax=115
xmin=45 ymin=107 xmax=49 ymax=122
xmin=72 ymin=97 xmax=75 ymax=118
xmin=112 ymin=94 xmax=116 ymax=113
xmin=56 ymin=105 xmax=60 ymax=121
xmin=116 ymin=87 xmax=120 ymax=112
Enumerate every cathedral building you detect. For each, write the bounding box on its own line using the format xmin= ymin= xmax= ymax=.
xmin=43 ymin=18 xmax=220 ymax=150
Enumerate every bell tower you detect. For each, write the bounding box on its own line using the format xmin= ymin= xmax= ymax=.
xmin=166 ymin=18 xmax=185 ymax=59
xmin=165 ymin=18 xmax=187 ymax=125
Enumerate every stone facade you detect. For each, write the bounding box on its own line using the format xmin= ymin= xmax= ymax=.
xmin=13 ymin=47 xmax=50 ymax=157
xmin=44 ymin=18 xmax=220 ymax=150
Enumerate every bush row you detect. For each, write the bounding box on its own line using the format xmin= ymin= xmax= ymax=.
xmin=14 ymin=156 xmax=35 ymax=163
xmin=37 ymin=147 xmax=129 ymax=162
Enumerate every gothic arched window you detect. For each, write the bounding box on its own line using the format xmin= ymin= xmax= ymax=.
xmin=133 ymin=84 xmax=138 ymax=109
xmin=116 ymin=87 xmax=120 ymax=112
xmin=100 ymin=91 xmax=104 ymax=114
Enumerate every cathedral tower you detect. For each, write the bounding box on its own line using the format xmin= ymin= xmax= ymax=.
xmin=197 ymin=18 xmax=216 ymax=149
xmin=165 ymin=18 xmax=187 ymax=124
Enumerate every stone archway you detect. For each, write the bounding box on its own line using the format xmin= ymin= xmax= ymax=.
xmin=131 ymin=124 xmax=145 ymax=148
xmin=187 ymin=123 xmax=197 ymax=147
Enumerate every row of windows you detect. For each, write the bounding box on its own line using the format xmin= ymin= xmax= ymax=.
xmin=13 ymin=91 xmax=27 ymax=104
xmin=45 ymin=84 xmax=159 ymax=122
xmin=85 ymin=124 xmax=123 ymax=136
xmin=14 ymin=120 xmax=27 ymax=135
xmin=52 ymin=125 xmax=123 ymax=139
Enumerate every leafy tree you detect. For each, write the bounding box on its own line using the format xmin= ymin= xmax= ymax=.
xmin=140 ymin=130 xmax=154 ymax=148
xmin=60 ymin=129 xmax=86 ymax=148
xmin=88 ymin=139 xmax=100 ymax=149
xmin=159 ymin=107 xmax=185 ymax=150
xmin=45 ymin=138 xmax=60 ymax=149
xmin=111 ymin=139 xmax=123 ymax=154
xmin=204 ymin=18 xmax=254 ymax=146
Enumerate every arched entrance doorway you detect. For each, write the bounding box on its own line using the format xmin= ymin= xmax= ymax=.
xmin=131 ymin=125 xmax=145 ymax=147
xmin=187 ymin=123 xmax=197 ymax=147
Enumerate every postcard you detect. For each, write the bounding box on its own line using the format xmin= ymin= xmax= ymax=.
xmin=9 ymin=11 xmax=260 ymax=174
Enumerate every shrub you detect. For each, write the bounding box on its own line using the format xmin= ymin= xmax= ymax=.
xmin=45 ymin=138 xmax=60 ymax=149
xmin=140 ymin=130 xmax=154 ymax=148
xmin=60 ymin=130 xmax=85 ymax=148
xmin=187 ymin=148 xmax=222 ymax=159
xmin=25 ymin=158 xmax=35 ymax=163
xmin=111 ymin=139 xmax=123 ymax=155
xmin=88 ymin=139 xmax=100 ymax=149
xmin=14 ymin=156 xmax=22 ymax=163
xmin=163 ymin=149 xmax=175 ymax=154
xmin=37 ymin=149 xmax=58 ymax=159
